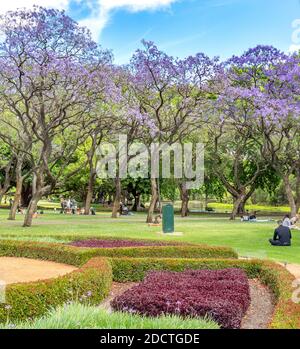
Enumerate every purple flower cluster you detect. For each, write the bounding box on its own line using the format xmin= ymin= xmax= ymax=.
xmin=68 ymin=239 xmax=177 ymax=248
xmin=111 ymin=269 xmax=251 ymax=329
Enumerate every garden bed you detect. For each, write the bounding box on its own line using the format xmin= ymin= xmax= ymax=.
xmin=0 ymin=257 xmax=112 ymax=323
xmin=111 ymin=268 xmax=251 ymax=329
xmin=0 ymin=239 xmax=237 ymax=265
xmin=0 ymin=239 xmax=298 ymax=329
xmin=108 ymin=257 xmax=300 ymax=328
xmin=68 ymin=239 xmax=179 ymax=248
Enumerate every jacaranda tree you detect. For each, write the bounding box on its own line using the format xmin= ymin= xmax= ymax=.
xmin=129 ymin=40 xmax=218 ymax=222
xmin=0 ymin=6 xmax=112 ymax=226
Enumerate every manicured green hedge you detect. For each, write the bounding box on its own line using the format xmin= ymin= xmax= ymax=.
xmin=0 ymin=240 xmax=91 ymax=266
xmin=259 ymin=261 xmax=300 ymax=329
xmin=109 ymin=257 xmax=262 ymax=282
xmin=0 ymin=240 xmax=237 ymax=265
xmin=0 ymin=234 xmax=191 ymax=243
xmin=0 ymin=258 xmax=112 ymax=323
xmin=107 ymin=257 xmax=300 ymax=329
xmin=86 ymin=245 xmax=237 ymax=259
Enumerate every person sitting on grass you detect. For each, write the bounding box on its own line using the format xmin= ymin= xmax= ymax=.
xmin=249 ymin=211 xmax=257 ymax=222
xmin=121 ymin=204 xmax=129 ymax=215
xmin=154 ymin=214 xmax=162 ymax=224
xmin=290 ymin=214 xmax=300 ymax=230
xmin=269 ymin=220 xmax=292 ymax=246
xmin=33 ymin=211 xmax=38 ymax=219
xmin=17 ymin=205 xmax=24 ymax=214
xmin=282 ymin=214 xmax=291 ymax=228
xmin=241 ymin=210 xmax=250 ymax=222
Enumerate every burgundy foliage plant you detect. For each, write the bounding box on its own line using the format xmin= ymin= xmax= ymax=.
xmin=68 ymin=239 xmax=177 ymax=248
xmin=111 ymin=268 xmax=251 ymax=329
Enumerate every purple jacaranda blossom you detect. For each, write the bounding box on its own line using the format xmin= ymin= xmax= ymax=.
xmin=127 ymin=40 xmax=219 ymax=143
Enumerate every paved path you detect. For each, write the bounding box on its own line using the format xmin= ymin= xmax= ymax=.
xmin=278 ymin=263 xmax=300 ymax=279
xmin=0 ymin=257 xmax=77 ymax=284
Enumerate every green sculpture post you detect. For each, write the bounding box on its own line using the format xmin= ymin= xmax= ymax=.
xmin=162 ymin=204 xmax=174 ymax=234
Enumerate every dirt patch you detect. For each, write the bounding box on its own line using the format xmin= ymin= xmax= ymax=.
xmin=241 ymin=279 xmax=274 ymax=329
xmin=99 ymin=282 xmax=138 ymax=311
xmin=0 ymin=257 xmax=77 ymax=284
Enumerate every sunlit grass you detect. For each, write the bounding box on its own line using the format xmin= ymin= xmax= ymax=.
xmin=0 ymin=207 xmax=298 ymax=264
xmin=2 ymin=303 xmax=219 ymax=329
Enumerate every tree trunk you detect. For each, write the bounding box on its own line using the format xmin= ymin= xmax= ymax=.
xmin=8 ymin=157 xmax=24 ymax=220
xmin=283 ymin=175 xmax=297 ymax=217
xmin=84 ymin=171 xmax=96 ymax=215
xmin=32 ymin=173 xmax=37 ymax=197
xmin=237 ymin=201 xmax=246 ymax=215
xmin=0 ymin=160 xmax=13 ymax=205
xmin=23 ymin=193 xmax=40 ymax=227
xmin=204 ymin=191 xmax=209 ymax=210
xmin=180 ymin=182 xmax=189 ymax=217
xmin=8 ymin=177 xmax=23 ymax=221
xmin=132 ymin=193 xmax=141 ymax=212
xmin=21 ymin=183 xmax=32 ymax=207
xmin=146 ymin=178 xmax=158 ymax=223
xmin=295 ymin=171 xmax=300 ymax=214
xmin=230 ymin=194 xmax=246 ymax=220
xmin=111 ymin=177 xmax=121 ymax=218
xmin=22 ymin=169 xmax=46 ymax=227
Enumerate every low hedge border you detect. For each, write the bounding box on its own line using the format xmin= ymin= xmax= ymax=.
xmin=0 ymin=240 xmax=238 ymax=265
xmin=0 ymin=258 xmax=112 ymax=323
xmin=2 ymin=240 xmax=298 ymax=328
xmin=107 ymin=257 xmax=300 ymax=329
xmin=0 ymin=235 xmax=191 ymax=243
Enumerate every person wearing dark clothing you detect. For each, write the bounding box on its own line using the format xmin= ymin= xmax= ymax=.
xmin=269 ymin=221 xmax=292 ymax=246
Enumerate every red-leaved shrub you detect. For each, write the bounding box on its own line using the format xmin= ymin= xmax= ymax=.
xmin=68 ymin=239 xmax=178 ymax=248
xmin=111 ymin=268 xmax=251 ymax=329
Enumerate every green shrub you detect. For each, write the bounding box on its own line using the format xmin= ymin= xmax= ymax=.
xmin=0 ymin=240 xmax=90 ymax=266
xmin=109 ymin=257 xmax=261 ymax=282
xmin=258 ymin=262 xmax=300 ymax=329
xmin=0 ymin=258 xmax=112 ymax=323
xmin=88 ymin=245 xmax=237 ymax=259
xmin=0 ymin=240 xmax=237 ymax=265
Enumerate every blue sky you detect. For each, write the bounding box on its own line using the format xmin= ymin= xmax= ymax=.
xmin=4 ymin=0 xmax=300 ymax=64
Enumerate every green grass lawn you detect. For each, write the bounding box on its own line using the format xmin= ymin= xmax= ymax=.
xmin=0 ymin=207 xmax=299 ymax=264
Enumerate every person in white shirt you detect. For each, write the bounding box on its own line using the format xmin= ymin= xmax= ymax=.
xmin=282 ymin=214 xmax=291 ymax=228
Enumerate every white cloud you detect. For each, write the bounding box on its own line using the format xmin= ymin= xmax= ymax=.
xmin=0 ymin=0 xmax=177 ymax=42
xmin=289 ymin=44 xmax=300 ymax=53
xmin=0 ymin=0 xmax=69 ymax=14
xmin=79 ymin=0 xmax=177 ymax=41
